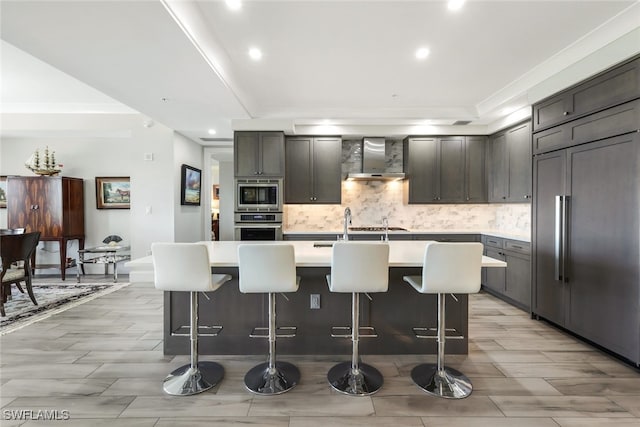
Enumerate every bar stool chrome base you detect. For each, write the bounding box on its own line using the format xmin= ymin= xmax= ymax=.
xmin=162 ymin=361 xmax=224 ymax=396
xmin=244 ymin=361 xmax=300 ymax=395
xmin=411 ymin=363 xmax=472 ymax=399
xmin=328 ymin=361 xmax=384 ymax=396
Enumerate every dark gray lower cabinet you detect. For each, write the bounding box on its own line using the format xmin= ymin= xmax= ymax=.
xmin=481 ymin=235 xmax=531 ymax=311
xmin=533 ymin=131 xmax=640 ymax=366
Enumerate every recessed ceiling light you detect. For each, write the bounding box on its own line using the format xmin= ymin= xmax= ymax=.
xmin=248 ymin=47 xmax=263 ymax=61
xmin=415 ymin=47 xmax=430 ymax=60
xmin=448 ymin=0 xmax=465 ymax=11
xmin=208 ymin=129 xmax=217 ymax=135
xmin=225 ymin=0 xmax=242 ymax=11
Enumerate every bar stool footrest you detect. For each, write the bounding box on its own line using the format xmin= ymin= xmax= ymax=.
xmin=249 ymin=326 xmax=297 ymax=338
xmin=331 ymin=326 xmax=378 ymax=338
xmin=412 ymin=327 xmax=464 ymax=340
xmin=171 ymin=325 xmax=223 ymax=337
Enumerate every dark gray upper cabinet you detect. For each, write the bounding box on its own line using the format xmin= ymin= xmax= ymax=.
xmin=234 ymin=131 xmax=285 ymax=177
xmin=285 ymin=136 xmax=342 ymax=204
xmin=488 ymin=133 xmax=507 ymax=202
xmin=404 ymin=136 xmax=486 ymax=204
xmin=438 ymin=137 xmax=465 ymax=202
xmin=533 ymin=99 xmax=640 ymax=155
xmin=403 ymin=137 xmax=437 ymax=203
xmin=488 ymin=121 xmax=531 ymax=203
xmin=465 ymin=136 xmax=488 ymax=202
xmin=533 ymin=56 xmax=640 ymax=132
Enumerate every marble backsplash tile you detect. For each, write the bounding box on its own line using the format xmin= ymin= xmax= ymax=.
xmin=283 ymin=180 xmax=531 ymax=237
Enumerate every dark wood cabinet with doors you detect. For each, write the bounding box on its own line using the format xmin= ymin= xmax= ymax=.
xmin=481 ymin=235 xmax=531 ymax=311
xmin=6 ymin=176 xmax=85 ymax=280
xmin=532 ymin=56 xmax=640 ymax=366
xmin=488 ymin=121 xmax=532 ymax=203
xmin=234 ymin=131 xmax=285 ymax=177
xmin=285 ymin=136 xmax=342 ymax=204
xmin=533 ymin=132 xmax=639 ymax=365
xmin=403 ymin=136 xmax=486 ymax=204
xmin=532 ymin=56 xmax=640 ymax=132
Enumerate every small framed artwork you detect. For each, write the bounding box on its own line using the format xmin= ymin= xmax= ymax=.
xmin=213 ymin=185 xmax=220 ymax=200
xmin=181 ymin=164 xmax=201 ymax=206
xmin=0 ymin=176 xmax=6 ymax=209
xmin=95 ymin=177 xmax=131 ymax=209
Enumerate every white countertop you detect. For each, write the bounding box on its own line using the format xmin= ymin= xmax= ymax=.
xmin=127 ymin=240 xmax=507 ymax=269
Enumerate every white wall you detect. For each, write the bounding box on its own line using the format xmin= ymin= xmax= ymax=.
xmin=0 ymin=112 xmax=177 ymax=272
xmin=172 ymin=132 xmax=204 ymax=242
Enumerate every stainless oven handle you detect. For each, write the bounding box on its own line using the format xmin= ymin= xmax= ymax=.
xmin=233 ymin=224 xmax=282 ymax=229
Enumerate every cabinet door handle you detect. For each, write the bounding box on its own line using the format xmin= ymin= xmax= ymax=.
xmin=524 ymin=195 xmax=531 ymax=199
xmin=563 ymin=111 xmax=571 ymax=116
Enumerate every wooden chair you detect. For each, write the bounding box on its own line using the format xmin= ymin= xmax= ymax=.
xmin=1 ymin=232 xmax=41 ymax=317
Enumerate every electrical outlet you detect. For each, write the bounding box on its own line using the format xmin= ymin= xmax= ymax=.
xmin=310 ymin=294 xmax=321 ymax=309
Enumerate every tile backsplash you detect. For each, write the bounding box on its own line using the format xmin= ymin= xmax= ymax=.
xmin=284 ymin=180 xmax=530 ymax=237
xmin=283 ymin=139 xmax=531 ymax=238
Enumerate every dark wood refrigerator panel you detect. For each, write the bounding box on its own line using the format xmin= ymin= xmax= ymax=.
xmin=565 ymin=134 xmax=640 ymax=362
xmin=533 ymin=150 xmax=567 ymax=326
xmin=533 ymin=132 xmax=640 ymax=365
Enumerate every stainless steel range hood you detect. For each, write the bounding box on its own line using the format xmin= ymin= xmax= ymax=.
xmin=346 ymin=137 xmax=405 ymax=181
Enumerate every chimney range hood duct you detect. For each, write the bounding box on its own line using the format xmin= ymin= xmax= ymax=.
xmin=346 ymin=137 xmax=405 ymax=181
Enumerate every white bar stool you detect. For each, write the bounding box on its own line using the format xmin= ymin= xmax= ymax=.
xmin=326 ymin=241 xmax=389 ymax=396
xmin=237 ymin=243 xmax=301 ymax=395
xmin=151 ymin=242 xmax=231 ymax=396
xmin=403 ymin=242 xmax=483 ymax=399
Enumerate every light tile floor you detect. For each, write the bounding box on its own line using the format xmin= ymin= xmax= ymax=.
xmin=1 ymin=276 xmax=639 ymax=426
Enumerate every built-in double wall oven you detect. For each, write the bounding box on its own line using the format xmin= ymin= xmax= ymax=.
xmin=234 ymin=178 xmax=283 ymax=241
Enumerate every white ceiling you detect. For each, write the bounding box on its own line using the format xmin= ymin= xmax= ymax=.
xmin=1 ymin=0 xmax=639 ymax=145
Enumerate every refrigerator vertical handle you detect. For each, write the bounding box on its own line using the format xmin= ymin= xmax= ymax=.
xmin=562 ymin=195 xmax=570 ymax=282
xmin=554 ymin=195 xmax=563 ymax=281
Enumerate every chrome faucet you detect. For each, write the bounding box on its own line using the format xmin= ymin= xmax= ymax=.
xmin=343 ymin=207 xmax=352 ymax=241
xmin=382 ymin=216 xmax=389 ymax=242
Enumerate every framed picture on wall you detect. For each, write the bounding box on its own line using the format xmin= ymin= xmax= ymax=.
xmin=0 ymin=176 xmax=6 ymax=208
xmin=181 ymin=164 xmax=201 ymax=206
xmin=95 ymin=177 xmax=130 ymax=209
xmin=213 ymin=185 xmax=220 ymax=200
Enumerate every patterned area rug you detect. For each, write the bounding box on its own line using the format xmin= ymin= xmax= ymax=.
xmin=1 ymin=282 xmax=130 ymax=334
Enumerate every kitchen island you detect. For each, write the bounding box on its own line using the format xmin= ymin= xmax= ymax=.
xmin=127 ymin=240 xmax=505 ymax=355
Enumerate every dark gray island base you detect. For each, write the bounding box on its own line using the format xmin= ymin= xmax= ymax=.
xmin=163 ymin=266 xmax=469 ymax=355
